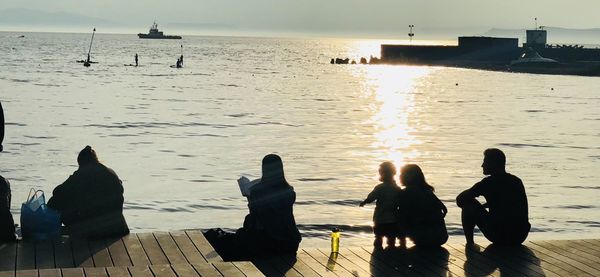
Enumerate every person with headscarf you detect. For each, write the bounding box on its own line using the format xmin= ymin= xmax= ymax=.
xmin=205 ymin=154 xmax=301 ymax=261
xmin=48 ymin=146 xmax=129 ymax=238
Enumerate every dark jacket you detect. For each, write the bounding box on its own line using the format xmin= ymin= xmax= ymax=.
xmin=401 ymin=187 xmax=448 ymax=246
xmin=48 ymin=162 xmax=129 ymax=238
xmin=243 ymin=182 xmax=301 ymax=250
xmin=0 ymin=176 xmax=15 ymax=241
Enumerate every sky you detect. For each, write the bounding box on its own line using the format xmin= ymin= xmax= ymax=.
xmin=1 ymin=0 xmax=600 ymax=37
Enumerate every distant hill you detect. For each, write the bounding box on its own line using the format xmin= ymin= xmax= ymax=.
xmin=484 ymin=27 xmax=600 ymax=45
xmin=0 ymin=8 xmax=112 ymax=26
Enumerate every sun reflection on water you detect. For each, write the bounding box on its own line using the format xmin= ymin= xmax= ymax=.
xmin=353 ymin=64 xmax=433 ymax=167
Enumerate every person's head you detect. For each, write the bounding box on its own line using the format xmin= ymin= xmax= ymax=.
xmin=77 ymin=145 xmax=99 ymax=167
xmin=400 ymin=164 xmax=434 ymax=191
xmin=378 ymin=161 xmax=396 ymax=184
xmin=261 ymin=154 xmax=289 ymax=188
xmin=482 ymin=148 xmax=506 ymax=175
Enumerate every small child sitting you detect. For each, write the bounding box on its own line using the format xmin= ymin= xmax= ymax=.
xmin=359 ymin=161 xmax=405 ymax=248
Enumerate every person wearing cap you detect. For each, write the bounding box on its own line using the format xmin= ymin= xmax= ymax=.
xmin=48 ymin=146 xmax=129 ymax=238
xmin=456 ymin=148 xmax=530 ymax=245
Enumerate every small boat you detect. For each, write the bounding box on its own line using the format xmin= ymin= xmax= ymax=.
xmin=138 ymin=22 xmax=182 ymax=39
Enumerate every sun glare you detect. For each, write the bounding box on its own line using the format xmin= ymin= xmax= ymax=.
xmin=353 ymin=64 xmax=433 ymax=167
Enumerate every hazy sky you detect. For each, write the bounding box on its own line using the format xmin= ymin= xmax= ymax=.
xmin=2 ymin=0 xmax=600 ymax=35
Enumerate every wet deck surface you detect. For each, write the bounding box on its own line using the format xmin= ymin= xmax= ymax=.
xmin=1 ymin=231 xmax=599 ymax=276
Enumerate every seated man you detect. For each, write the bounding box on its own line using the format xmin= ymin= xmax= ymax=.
xmin=48 ymin=146 xmax=129 ymax=238
xmin=456 ymin=148 xmax=530 ymax=245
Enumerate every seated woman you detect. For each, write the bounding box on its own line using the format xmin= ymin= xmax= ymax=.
xmin=399 ymin=164 xmax=448 ymax=247
xmin=48 ymin=146 xmax=129 ymax=239
xmin=205 ymin=154 xmax=302 ymax=261
xmin=0 ymin=176 xmax=15 ymax=241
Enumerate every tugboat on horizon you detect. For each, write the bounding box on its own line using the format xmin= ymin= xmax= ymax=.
xmin=138 ymin=22 xmax=182 ymax=39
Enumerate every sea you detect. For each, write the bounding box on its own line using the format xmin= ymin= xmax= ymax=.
xmin=0 ymin=31 xmax=599 ymax=246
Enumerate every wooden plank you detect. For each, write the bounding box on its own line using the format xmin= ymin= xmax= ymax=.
xmin=15 ymin=241 xmax=36 ymax=270
xmin=532 ymin=241 xmax=600 ymax=274
xmin=171 ymin=264 xmax=200 ymax=277
xmin=89 ymin=240 xmax=113 ymax=267
xmin=305 ymin=248 xmax=356 ymax=276
xmin=444 ymin=243 xmax=500 ymax=277
xmin=170 ymin=231 xmax=207 ymax=263
xmin=137 ymin=233 xmax=169 ymax=265
xmin=191 ymin=263 xmax=223 ymax=277
xmin=248 ymin=258 xmax=281 ymax=276
xmin=71 ymin=238 xmax=94 ymax=267
xmin=35 ymin=241 xmax=55 ymax=269
xmin=546 ymin=240 xmax=600 ymax=269
xmin=339 ymin=248 xmax=390 ymax=277
xmin=105 ymin=238 xmax=132 ymax=267
xmin=14 ymin=270 xmax=37 ymax=277
xmin=0 ymin=242 xmax=17 ymax=272
xmin=295 ymin=251 xmax=337 ymax=277
xmin=271 ymin=255 xmax=306 ymax=277
xmin=212 ymin=262 xmax=244 ymax=277
xmin=316 ymin=249 xmax=370 ymax=277
xmin=321 ymin=248 xmax=388 ymax=276
xmin=525 ymin=242 xmax=593 ymax=276
xmin=121 ymin=235 xmax=150 ymax=266
xmin=84 ymin=267 xmax=109 ymax=277
xmin=346 ymin=247 xmax=401 ymax=277
xmin=252 ymin=256 xmax=301 ymax=277
xmin=149 ymin=264 xmax=176 ymax=277
xmin=185 ymin=230 xmax=223 ymax=262
xmin=360 ymin=246 xmax=421 ymax=276
xmin=38 ymin=268 xmax=61 ymax=277
xmin=152 ymin=232 xmax=187 ymax=264
xmin=232 ymin=261 xmax=263 ymax=277
xmin=53 ymin=239 xmax=75 ymax=268
xmin=126 ymin=266 xmax=153 ymax=277
xmin=61 ymin=268 xmax=85 ymax=277
xmin=106 ymin=267 xmax=131 ymax=277
xmin=0 ymin=271 xmax=15 ymax=277
xmin=389 ymin=247 xmax=447 ymax=277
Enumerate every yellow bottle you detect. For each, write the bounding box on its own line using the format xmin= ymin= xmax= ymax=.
xmin=331 ymin=228 xmax=340 ymax=253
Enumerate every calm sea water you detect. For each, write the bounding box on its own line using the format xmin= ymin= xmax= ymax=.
xmin=0 ymin=31 xmax=599 ymax=246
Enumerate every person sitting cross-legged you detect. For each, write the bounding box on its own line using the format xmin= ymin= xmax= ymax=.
xmin=456 ymin=148 xmax=530 ymax=245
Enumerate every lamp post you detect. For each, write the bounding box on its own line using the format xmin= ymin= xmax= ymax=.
xmin=408 ymin=25 xmax=415 ymax=44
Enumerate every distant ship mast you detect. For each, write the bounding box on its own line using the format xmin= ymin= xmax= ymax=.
xmin=408 ymin=25 xmax=415 ymax=44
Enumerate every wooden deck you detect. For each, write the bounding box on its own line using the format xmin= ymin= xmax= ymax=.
xmin=1 ymin=231 xmax=599 ymax=276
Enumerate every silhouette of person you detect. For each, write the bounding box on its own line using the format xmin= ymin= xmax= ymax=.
xmin=204 ymin=154 xmax=301 ymax=261
xmin=134 ymin=53 xmax=138 ymax=66
xmin=176 ymin=58 xmax=182 ymax=68
xmin=400 ymin=164 xmax=448 ymax=247
xmin=180 ymin=54 xmax=183 ymax=66
xmin=48 ymin=146 xmax=129 ymax=239
xmin=0 ymin=101 xmax=4 ymax=152
xmin=456 ymin=148 xmax=530 ymax=245
xmin=359 ymin=161 xmax=404 ymax=248
xmin=0 ymin=176 xmax=15 ymax=241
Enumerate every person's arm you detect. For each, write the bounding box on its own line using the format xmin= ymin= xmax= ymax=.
xmin=359 ymin=187 xmax=378 ymax=207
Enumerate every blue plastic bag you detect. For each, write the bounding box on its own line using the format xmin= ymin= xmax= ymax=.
xmin=20 ymin=189 xmax=61 ymax=241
